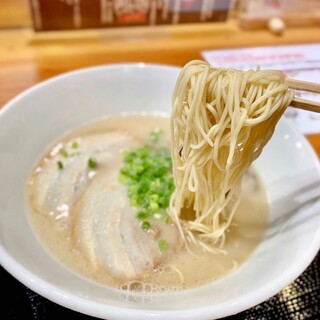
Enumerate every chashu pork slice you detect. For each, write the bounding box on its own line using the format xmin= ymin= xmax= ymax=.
xmin=28 ymin=131 xmax=139 ymax=218
xmin=73 ymin=166 xmax=180 ymax=280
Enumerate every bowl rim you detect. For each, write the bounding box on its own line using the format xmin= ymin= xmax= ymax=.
xmin=0 ymin=62 xmax=181 ymax=117
xmin=0 ymin=63 xmax=319 ymax=320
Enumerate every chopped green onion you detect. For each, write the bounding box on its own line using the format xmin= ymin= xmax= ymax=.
xmin=57 ymin=160 xmax=64 ymax=170
xmin=136 ymin=211 xmax=149 ymax=220
xmin=71 ymin=141 xmax=79 ymax=149
xmin=150 ymin=194 xmax=159 ymax=202
xmin=119 ymin=130 xmax=175 ymax=223
xmin=59 ymin=148 xmax=68 ymax=157
xmin=165 ymin=215 xmax=171 ymax=224
xmin=141 ymin=221 xmax=151 ymax=231
xmin=150 ymin=202 xmax=159 ymax=213
xmin=130 ymin=197 xmax=138 ymax=208
xmin=153 ymin=213 xmax=162 ymax=220
xmin=158 ymin=239 xmax=169 ymax=252
xmin=88 ymin=158 xmax=98 ymax=169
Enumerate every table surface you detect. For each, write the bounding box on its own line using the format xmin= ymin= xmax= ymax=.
xmin=0 ymin=20 xmax=319 ymax=319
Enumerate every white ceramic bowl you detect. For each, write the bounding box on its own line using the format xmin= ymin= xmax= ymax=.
xmin=0 ymin=64 xmax=319 ymax=320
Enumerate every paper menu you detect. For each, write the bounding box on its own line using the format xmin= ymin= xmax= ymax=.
xmin=202 ymin=44 xmax=320 ymax=135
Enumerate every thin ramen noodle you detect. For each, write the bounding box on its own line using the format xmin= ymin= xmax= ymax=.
xmin=169 ymin=60 xmax=294 ymax=252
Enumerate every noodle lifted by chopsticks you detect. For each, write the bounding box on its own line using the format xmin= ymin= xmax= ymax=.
xmin=169 ymin=60 xmax=294 ymax=253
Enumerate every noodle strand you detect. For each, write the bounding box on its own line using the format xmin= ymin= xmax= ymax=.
xmin=169 ymin=60 xmax=294 ymax=252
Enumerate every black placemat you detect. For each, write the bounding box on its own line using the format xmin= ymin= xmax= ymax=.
xmin=1 ymin=252 xmax=319 ymax=320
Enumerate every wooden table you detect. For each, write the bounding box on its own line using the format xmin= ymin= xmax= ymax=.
xmin=0 ymin=20 xmax=319 ymax=155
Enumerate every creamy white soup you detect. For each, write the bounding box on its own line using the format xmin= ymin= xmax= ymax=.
xmin=27 ymin=115 xmax=268 ymax=292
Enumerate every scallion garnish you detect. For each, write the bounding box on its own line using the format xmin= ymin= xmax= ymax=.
xmin=57 ymin=160 xmax=64 ymax=170
xmin=59 ymin=148 xmax=68 ymax=157
xmin=141 ymin=221 xmax=151 ymax=231
xmin=119 ymin=136 xmax=175 ymax=220
xmin=71 ymin=141 xmax=79 ymax=149
xmin=88 ymin=158 xmax=98 ymax=169
xmin=136 ymin=211 xmax=150 ymax=220
xmin=158 ymin=239 xmax=169 ymax=252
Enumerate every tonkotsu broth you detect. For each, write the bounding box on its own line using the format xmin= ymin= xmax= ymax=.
xmin=27 ymin=115 xmax=268 ymax=291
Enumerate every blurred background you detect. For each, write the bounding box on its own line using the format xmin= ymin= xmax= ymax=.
xmin=0 ymin=0 xmax=319 ymax=144
xmin=1 ymin=0 xmax=320 ymax=30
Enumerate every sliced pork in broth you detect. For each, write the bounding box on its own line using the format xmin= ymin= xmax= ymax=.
xmin=29 ymin=131 xmax=140 ymax=218
xmin=28 ymin=127 xmax=180 ymax=282
xmin=73 ymin=164 xmax=180 ymax=280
